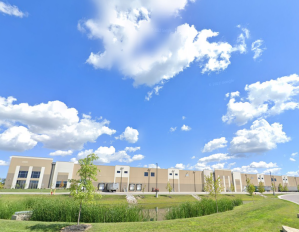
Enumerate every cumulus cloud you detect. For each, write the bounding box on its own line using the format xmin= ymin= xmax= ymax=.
xmin=0 ymin=1 xmax=27 ymax=17
xmin=251 ymin=40 xmax=265 ymax=60
xmin=81 ymin=0 xmax=248 ymax=89
xmin=0 ymin=160 xmax=8 ymax=165
xmin=0 ymin=126 xmax=37 ymax=152
xmin=232 ymin=161 xmax=279 ymax=174
xmin=249 ymin=161 xmax=278 ymax=169
xmin=125 ymin=147 xmax=140 ymax=152
xmin=286 ymin=171 xmax=299 ymax=176
xmin=189 ymin=162 xmax=226 ymax=171
xmin=145 ymin=86 xmax=163 ymax=101
xmin=232 ymin=166 xmax=258 ymax=174
xmin=0 ymin=96 xmax=116 ymax=151
xmin=77 ymin=146 xmax=144 ymax=164
xmin=230 ymin=119 xmax=290 ymax=154
xmin=291 ymin=152 xmax=298 ymax=157
xmin=202 ymin=137 xmax=227 ymax=153
xmin=70 ymin=157 xmax=78 ymax=164
xmin=290 ymin=158 xmax=296 ymax=162
xmin=49 ymin=150 xmax=73 ymax=157
xmin=116 ymin=127 xmax=139 ymax=143
xmin=144 ymin=164 xmax=160 ymax=169
xmin=222 ymin=74 xmax=299 ymax=125
xmin=262 ymin=168 xmax=281 ymax=175
xmin=175 ymin=163 xmax=185 ymax=169
xmin=227 ymin=162 xmax=236 ymax=169
xmin=170 ymin=127 xmax=177 ymax=132
xmin=191 ymin=156 xmax=195 ymax=159
xmin=181 ymin=125 xmax=191 ymax=131
xmin=198 ymin=153 xmax=232 ymax=163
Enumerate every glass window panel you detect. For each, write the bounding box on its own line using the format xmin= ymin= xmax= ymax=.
xmin=31 ymin=171 xmax=40 ymax=178
xmin=18 ymin=171 xmax=28 ymax=178
xmin=136 ymin=184 xmax=142 ymax=191
xmin=144 ymin=172 xmax=148 ymax=176
xmin=151 ymin=172 xmax=155 ymax=177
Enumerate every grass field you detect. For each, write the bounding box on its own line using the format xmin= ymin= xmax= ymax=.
xmin=1 ymin=197 xmax=298 ymax=231
xmin=0 ymin=189 xmax=69 ymax=192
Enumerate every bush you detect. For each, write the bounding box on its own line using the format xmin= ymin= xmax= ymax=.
xmin=165 ymin=198 xmax=242 ymax=220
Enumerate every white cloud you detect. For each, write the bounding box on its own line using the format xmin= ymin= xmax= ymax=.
xmin=181 ymin=124 xmax=191 ymax=131
xmin=232 ymin=166 xmax=258 ymax=174
xmin=82 ymin=1 xmax=247 ymax=88
xmin=144 ymin=164 xmax=160 ymax=169
xmin=125 ymin=147 xmax=140 ymax=152
xmin=77 ymin=146 xmax=143 ymax=163
xmin=116 ymin=126 xmax=139 ymax=143
xmin=70 ymin=158 xmax=78 ymax=164
xmin=286 ymin=171 xmax=299 ymax=176
xmin=290 ymin=158 xmax=296 ymax=162
xmin=262 ymin=168 xmax=281 ymax=175
xmin=223 ymin=74 xmax=299 ymax=125
xmin=145 ymin=85 xmax=163 ymax=101
xmin=211 ymin=163 xmax=225 ymax=169
xmin=230 ymin=119 xmax=290 ymax=154
xmin=49 ymin=150 xmax=73 ymax=157
xmin=182 ymin=116 xmax=186 ymax=120
xmin=0 ymin=1 xmax=26 ymax=17
xmin=175 ymin=163 xmax=185 ymax=169
xmin=202 ymin=137 xmax=227 ymax=153
xmin=0 ymin=96 xmax=116 ymax=151
xmin=251 ymin=40 xmax=265 ymax=60
xmin=191 ymin=156 xmax=195 ymax=159
xmin=0 ymin=160 xmax=8 ymax=166
xmin=198 ymin=153 xmax=232 ymax=163
xmin=189 ymin=162 xmax=226 ymax=171
xmin=227 ymin=162 xmax=236 ymax=169
xmin=170 ymin=127 xmax=177 ymax=132
xmin=0 ymin=126 xmax=37 ymax=152
xmin=249 ymin=161 xmax=278 ymax=169
xmin=291 ymin=152 xmax=298 ymax=157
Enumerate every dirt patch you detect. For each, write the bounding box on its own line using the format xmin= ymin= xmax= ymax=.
xmin=60 ymin=224 xmax=92 ymax=232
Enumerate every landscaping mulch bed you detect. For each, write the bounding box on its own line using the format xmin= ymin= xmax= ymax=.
xmin=60 ymin=224 xmax=92 ymax=232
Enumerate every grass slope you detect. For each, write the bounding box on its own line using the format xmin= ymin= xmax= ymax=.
xmin=1 ymin=197 xmax=299 ymax=232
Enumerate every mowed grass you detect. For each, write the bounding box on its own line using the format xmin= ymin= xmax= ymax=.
xmin=199 ymin=194 xmax=266 ymax=202
xmin=0 ymin=189 xmax=69 ymax=192
xmin=137 ymin=194 xmax=197 ymax=208
xmin=1 ymin=197 xmax=299 ymax=232
xmin=0 ymin=194 xmax=127 ymax=205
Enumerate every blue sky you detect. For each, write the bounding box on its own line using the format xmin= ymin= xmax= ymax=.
xmin=0 ymin=0 xmax=299 ymax=178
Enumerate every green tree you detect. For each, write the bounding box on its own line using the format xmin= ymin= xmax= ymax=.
xmin=297 ymin=185 xmax=299 ymax=191
xmin=69 ymin=153 xmax=101 ymax=225
xmin=0 ymin=183 xmax=3 ymax=189
xmin=271 ymin=183 xmax=277 ymax=192
xmin=258 ymin=182 xmax=265 ymax=195
xmin=166 ymin=182 xmax=172 ymax=195
xmin=283 ymin=184 xmax=288 ymax=192
xmin=278 ymin=183 xmax=283 ymax=192
xmin=246 ymin=179 xmax=255 ymax=202
xmin=142 ymin=185 xmax=146 ymax=193
xmin=59 ymin=181 xmax=65 ymax=189
xmin=230 ymin=184 xmax=235 ymax=192
xmin=204 ymin=173 xmax=223 ymax=213
xmin=0 ymin=178 xmax=5 ymax=189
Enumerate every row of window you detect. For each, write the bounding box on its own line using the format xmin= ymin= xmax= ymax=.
xmin=144 ymin=172 xmax=155 ymax=177
xmin=169 ymin=173 xmax=178 ymax=176
xmin=17 ymin=171 xmax=41 ymax=179
xmin=15 ymin=180 xmax=39 ymax=189
xmin=116 ymin=170 xmax=128 ymax=174
xmin=56 ymin=181 xmax=67 ymax=188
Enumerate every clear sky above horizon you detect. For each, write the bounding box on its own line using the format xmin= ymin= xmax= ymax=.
xmin=0 ymin=0 xmax=299 ymax=178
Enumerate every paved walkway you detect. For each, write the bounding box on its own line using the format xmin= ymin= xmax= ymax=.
xmin=279 ymin=194 xmax=299 ymax=205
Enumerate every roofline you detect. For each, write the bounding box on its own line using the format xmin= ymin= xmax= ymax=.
xmin=11 ymin=156 xmax=53 ymax=160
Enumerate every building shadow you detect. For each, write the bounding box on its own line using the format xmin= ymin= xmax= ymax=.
xmin=26 ymin=223 xmax=71 ymax=232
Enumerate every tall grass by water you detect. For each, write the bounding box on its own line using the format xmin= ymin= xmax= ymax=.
xmin=0 ymin=197 xmax=145 ymax=223
xmin=165 ymin=198 xmax=243 ymax=220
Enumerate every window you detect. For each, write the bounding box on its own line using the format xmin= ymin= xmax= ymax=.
xmin=136 ymin=184 xmax=142 ymax=191
xmin=117 ymin=171 xmax=120 ymax=173
xmin=31 ymin=171 xmax=40 ymax=179
xmin=56 ymin=181 xmax=67 ymax=188
xmin=169 ymin=173 xmax=172 ymax=176
xmin=124 ymin=171 xmax=128 ymax=174
xmin=16 ymin=180 xmax=26 ymax=189
xmin=175 ymin=173 xmax=178 ymax=176
xmin=144 ymin=172 xmax=148 ymax=176
xmin=151 ymin=172 xmax=155 ymax=177
xmin=18 ymin=171 xmax=28 ymax=178
xmin=129 ymin=184 xmax=135 ymax=191
xmin=29 ymin=180 xmax=38 ymax=189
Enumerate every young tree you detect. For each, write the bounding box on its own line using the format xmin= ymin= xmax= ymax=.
xmin=271 ymin=183 xmax=277 ymax=192
xmin=69 ymin=153 xmax=101 ymax=225
xmin=59 ymin=181 xmax=65 ymax=189
xmin=278 ymin=183 xmax=283 ymax=192
xmin=230 ymin=184 xmax=235 ymax=193
xmin=204 ymin=173 xmax=223 ymax=213
xmin=258 ymin=182 xmax=265 ymax=195
xmin=283 ymin=184 xmax=288 ymax=192
xmin=142 ymin=185 xmax=146 ymax=193
xmin=166 ymin=182 xmax=172 ymax=195
xmin=0 ymin=178 xmax=5 ymax=189
xmin=246 ymin=179 xmax=255 ymax=202
xmin=297 ymin=185 xmax=299 ymax=192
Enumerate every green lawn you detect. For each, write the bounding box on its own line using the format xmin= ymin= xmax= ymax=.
xmin=0 ymin=189 xmax=69 ymax=193
xmin=1 ymin=197 xmax=299 ymax=231
xmin=136 ymin=194 xmax=197 ymax=208
xmin=199 ymin=194 xmax=267 ymax=202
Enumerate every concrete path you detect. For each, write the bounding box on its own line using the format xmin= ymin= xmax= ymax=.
xmin=279 ymin=194 xmax=299 ymax=205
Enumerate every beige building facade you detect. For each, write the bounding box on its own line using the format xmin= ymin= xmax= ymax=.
xmin=4 ymin=156 xmax=299 ymax=192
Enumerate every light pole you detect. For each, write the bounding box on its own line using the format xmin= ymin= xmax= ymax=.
xmin=156 ymin=163 xmax=158 ymax=198
xmin=120 ymin=167 xmax=124 ymax=192
xmin=193 ymin=171 xmax=196 ymax=192
xmin=295 ymin=177 xmax=298 ymax=192
xmin=270 ymin=171 xmax=275 ymax=196
xmin=245 ymin=174 xmax=248 ymax=192
xmin=172 ymin=170 xmax=175 ymax=192
xmin=148 ymin=169 xmax=151 ymax=192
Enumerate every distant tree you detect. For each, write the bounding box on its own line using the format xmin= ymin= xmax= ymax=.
xmin=278 ymin=183 xmax=283 ymax=192
xmin=69 ymin=153 xmax=101 ymax=225
xmin=0 ymin=183 xmax=3 ymax=189
xmin=204 ymin=173 xmax=223 ymax=213
xmin=246 ymin=179 xmax=255 ymax=202
xmin=166 ymin=182 xmax=172 ymax=195
xmin=230 ymin=184 xmax=235 ymax=192
xmin=297 ymin=185 xmax=299 ymax=191
xmin=258 ymin=182 xmax=265 ymax=195
xmin=271 ymin=183 xmax=277 ymax=192
xmin=59 ymin=181 xmax=65 ymax=189
xmin=0 ymin=178 xmax=5 ymax=189
xmin=142 ymin=185 xmax=146 ymax=193
xmin=283 ymin=184 xmax=288 ymax=192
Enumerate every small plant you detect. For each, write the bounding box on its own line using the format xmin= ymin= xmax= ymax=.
xmin=166 ymin=182 xmax=172 ymax=195
xmin=246 ymin=178 xmax=255 ymax=202
xmin=204 ymin=173 xmax=223 ymax=213
xmin=0 ymin=183 xmax=4 ymax=190
xmin=278 ymin=183 xmax=283 ymax=192
xmin=258 ymin=182 xmax=265 ymax=195
xmin=230 ymin=184 xmax=235 ymax=192
xmin=283 ymin=184 xmax=288 ymax=192
xmin=142 ymin=185 xmax=146 ymax=193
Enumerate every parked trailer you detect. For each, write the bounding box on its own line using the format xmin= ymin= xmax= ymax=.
xmin=106 ymin=183 xmax=119 ymax=192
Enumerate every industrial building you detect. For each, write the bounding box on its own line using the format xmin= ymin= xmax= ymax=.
xmin=4 ymin=156 xmax=299 ymax=192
